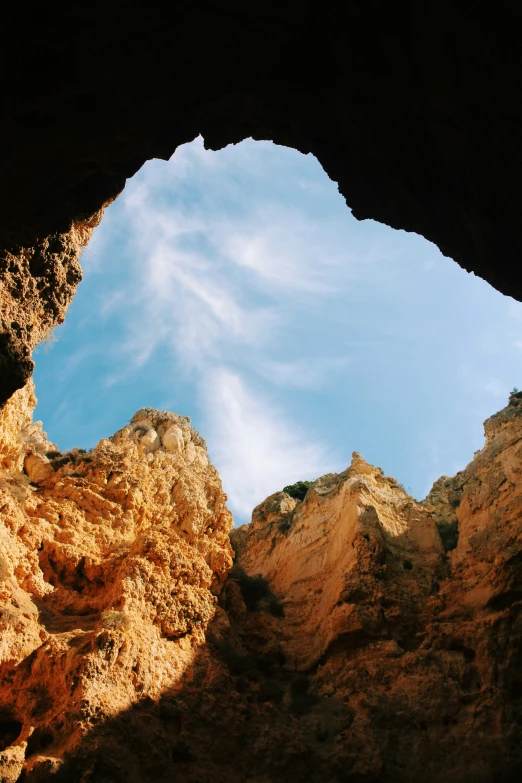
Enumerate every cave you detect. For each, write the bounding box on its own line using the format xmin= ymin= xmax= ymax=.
xmin=1 ymin=5 xmax=522 ymax=782
xmin=2 ymin=2 xmax=522 ymax=404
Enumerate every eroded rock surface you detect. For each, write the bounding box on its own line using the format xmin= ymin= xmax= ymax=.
xmin=0 ymin=391 xmax=521 ymax=781
xmin=0 ymin=212 xmax=104 ymax=404
xmin=0 ymin=391 xmax=233 ymax=781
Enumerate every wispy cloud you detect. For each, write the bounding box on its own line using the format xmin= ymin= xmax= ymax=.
xmin=201 ymin=368 xmax=334 ymax=519
xmin=92 ymin=139 xmax=388 ymax=382
xmin=78 ymin=137 xmax=355 ymax=520
xmin=256 ymin=357 xmax=350 ymax=389
xmin=484 ymin=379 xmax=505 ymax=398
xmin=35 ymin=134 xmax=522 ymax=522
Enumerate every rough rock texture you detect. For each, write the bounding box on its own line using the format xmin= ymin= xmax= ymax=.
xmin=1 ymin=390 xmax=521 ymax=781
xmin=0 ymin=392 xmax=233 ymax=781
xmin=0 ymin=212 xmax=104 ymax=405
xmin=2 ymin=4 xmax=522 ymax=402
xmin=233 ymin=455 xmax=442 ymax=672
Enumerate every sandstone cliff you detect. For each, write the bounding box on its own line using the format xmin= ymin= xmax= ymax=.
xmin=0 ymin=389 xmax=521 ymax=782
xmin=0 ymin=386 xmax=233 ymax=781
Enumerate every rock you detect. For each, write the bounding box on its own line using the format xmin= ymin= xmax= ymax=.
xmin=140 ymin=428 xmax=160 ymax=452
xmin=185 ymin=441 xmax=196 ymax=463
xmin=0 ymin=382 xmax=55 ymax=472
xmin=195 ymin=446 xmax=209 ymax=468
xmin=0 ymin=744 xmax=25 ymax=783
xmin=23 ymin=452 xmax=52 ymax=484
xmin=0 ymin=392 xmax=233 ymax=781
xmin=161 ymin=424 xmax=184 ymax=454
xmin=233 ymin=454 xmax=441 ymax=670
xmin=219 ymin=396 xmax=522 ymax=781
xmin=1 ymin=389 xmax=522 ymax=781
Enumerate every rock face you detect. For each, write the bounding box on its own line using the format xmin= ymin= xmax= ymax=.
xmin=2 ymin=6 xmax=522 ymax=402
xmin=0 ymin=211 xmax=105 ymax=405
xmin=0 ymin=390 xmax=521 ymax=781
xmin=0 ymin=391 xmax=233 ymax=781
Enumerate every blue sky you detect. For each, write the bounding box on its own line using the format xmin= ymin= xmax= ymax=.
xmin=33 ymin=137 xmax=522 ymax=524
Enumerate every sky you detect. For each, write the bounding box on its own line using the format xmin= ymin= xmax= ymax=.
xmin=33 ymin=137 xmax=522 ymax=524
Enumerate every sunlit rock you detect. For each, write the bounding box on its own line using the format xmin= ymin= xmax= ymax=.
xmin=140 ymin=428 xmax=160 ymax=452
xmin=23 ymin=452 xmax=52 ymax=484
xmin=161 ymin=424 xmax=184 ymax=454
xmin=1 ymin=388 xmax=522 ymax=781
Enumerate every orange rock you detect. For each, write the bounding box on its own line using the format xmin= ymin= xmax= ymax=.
xmin=0 ymin=389 xmax=233 ymax=779
xmin=1 ymin=390 xmax=521 ymax=781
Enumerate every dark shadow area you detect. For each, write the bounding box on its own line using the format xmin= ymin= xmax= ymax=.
xmin=0 ymin=717 xmax=23 ymax=753
xmin=5 ymin=512 xmax=519 ymax=783
xmin=2 ymin=4 xmax=522 ymax=402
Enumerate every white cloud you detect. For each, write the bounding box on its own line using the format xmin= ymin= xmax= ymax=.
xmin=219 ymin=206 xmax=391 ymax=294
xmin=256 ymin=357 xmax=350 ymax=389
xmin=71 ymin=138 xmax=397 ymax=518
xmin=484 ymin=379 xmax=505 ymax=398
xmin=508 ymin=299 xmax=522 ymax=323
xmin=201 ymin=368 xmax=335 ymax=521
xmin=221 ymin=215 xmax=335 ymax=293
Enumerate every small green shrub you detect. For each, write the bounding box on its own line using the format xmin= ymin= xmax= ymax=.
xmin=1 ymin=606 xmax=20 ymax=627
xmin=283 ymin=481 xmax=312 ymax=501
xmin=437 ymin=520 xmax=459 ymax=552
xmin=49 ymin=454 xmax=74 ymax=470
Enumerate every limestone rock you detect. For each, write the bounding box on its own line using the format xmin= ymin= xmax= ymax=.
xmin=185 ymin=441 xmax=196 ymax=464
xmin=23 ymin=453 xmax=53 ymax=484
xmin=140 ymin=427 xmax=160 ymax=452
xmin=1 ymin=389 xmax=522 ymax=781
xmin=0 ymin=388 xmax=233 ymax=781
xmin=162 ymin=424 xmax=184 ymax=454
xmin=233 ymin=454 xmax=442 ymax=670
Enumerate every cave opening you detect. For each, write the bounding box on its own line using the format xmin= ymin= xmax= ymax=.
xmin=1 ymin=8 xmax=521 ymax=779
xmin=31 ymin=137 xmax=522 ymax=525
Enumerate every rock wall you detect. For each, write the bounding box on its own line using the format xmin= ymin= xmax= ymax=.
xmin=2 ymin=4 xmax=522 ymax=403
xmin=0 ymin=212 xmax=104 ymax=405
xmin=0 ymin=390 xmax=521 ymax=781
xmin=0 ymin=391 xmax=233 ymax=781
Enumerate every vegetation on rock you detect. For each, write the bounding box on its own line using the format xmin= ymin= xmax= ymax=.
xmin=282 ymin=480 xmax=312 ymax=501
xmin=436 ymin=519 xmax=459 ymax=552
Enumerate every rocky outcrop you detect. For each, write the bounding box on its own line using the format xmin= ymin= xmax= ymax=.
xmin=0 ymin=391 xmax=521 ymax=781
xmin=0 ymin=392 xmax=233 ymax=781
xmin=232 ymin=455 xmax=442 ymax=672
xmin=0 ymin=211 xmax=104 ymax=405
xmin=2 ymin=5 xmax=522 ymax=402
xmin=219 ymin=396 xmax=522 ymax=782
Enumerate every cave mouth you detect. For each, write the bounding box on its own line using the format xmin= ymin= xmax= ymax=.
xmin=32 ymin=137 xmax=522 ymax=524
